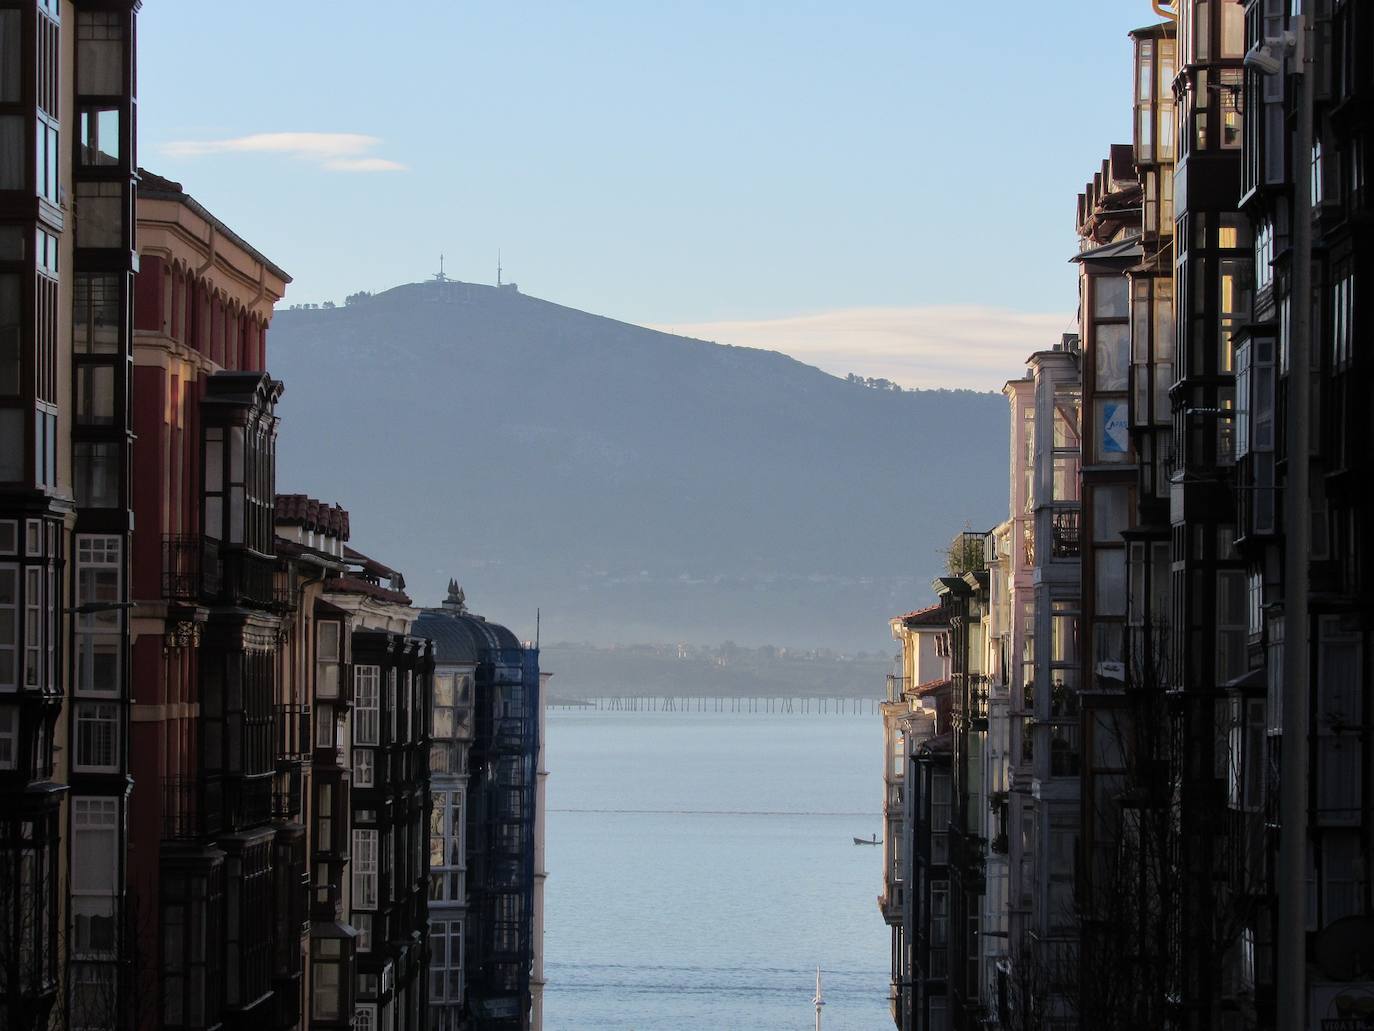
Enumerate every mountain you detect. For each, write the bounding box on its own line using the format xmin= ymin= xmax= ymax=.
xmin=267 ymin=280 xmax=1010 ymax=652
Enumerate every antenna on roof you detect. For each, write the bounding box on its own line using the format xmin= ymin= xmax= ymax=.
xmin=535 ymin=607 xmax=540 ymax=649
xmin=433 ymin=254 xmax=449 ymax=283
xmin=497 ymin=250 xmax=502 ymax=287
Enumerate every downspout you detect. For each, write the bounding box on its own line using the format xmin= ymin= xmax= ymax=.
xmin=1152 ymin=1 xmax=1178 ymax=20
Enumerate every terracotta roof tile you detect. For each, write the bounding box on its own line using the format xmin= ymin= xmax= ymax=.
xmin=275 ymin=493 xmax=350 ymax=540
xmin=325 ymin=574 xmax=411 ymax=606
xmin=895 ymin=603 xmax=946 ymax=627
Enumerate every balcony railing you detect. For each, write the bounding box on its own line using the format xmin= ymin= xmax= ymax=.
xmin=162 ymin=775 xmax=224 ymax=841
xmin=162 ymin=534 xmax=223 ymax=602
xmin=272 ymin=764 xmax=305 ymax=821
xmin=218 ymin=548 xmax=277 ymax=610
xmin=1051 ymin=510 xmax=1081 ymax=558
xmin=968 ymin=676 xmax=989 ymax=726
xmin=886 ymin=674 xmax=911 ymax=702
xmin=225 ymin=773 xmax=274 ymax=830
xmin=275 ymin=704 xmax=311 ymax=764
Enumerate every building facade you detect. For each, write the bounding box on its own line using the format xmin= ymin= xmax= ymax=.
xmin=0 ymin=2 xmax=138 ymax=1026
xmin=413 ymin=588 xmax=542 ymax=1031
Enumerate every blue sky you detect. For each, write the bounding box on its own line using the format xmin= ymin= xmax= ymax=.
xmin=140 ymin=2 xmax=1157 ymax=389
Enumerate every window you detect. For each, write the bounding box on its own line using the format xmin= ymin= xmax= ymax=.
xmin=1332 ymin=273 xmax=1354 ymax=370
xmin=1216 ymin=570 xmax=1247 ymax=684
xmin=76 ymin=536 xmax=121 ymax=695
xmin=312 ymin=952 xmax=342 ymax=1020
xmin=429 ymin=919 xmax=464 ymax=1004
xmin=0 ymin=565 xmax=15 ymax=688
xmin=75 ymin=702 xmax=119 ymax=771
xmin=353 ymin=829 xmax=378 ymax=909
xmin=317 ymin=621 xmax=341 ymax=698
xmin=315 ymin=703 xmax=334 ymax=749
xmin=0 ymin=706 xmax=15 ymax=768
xmin=0 ymin=274 xmax=19 ymax=397
xmin=73 ymin=275 xmax=121 ymax=354
xmin=355 ymin=666 xmax=380 ymax=745
xmin=316 ymin=782 xmax=333 ymax=853
xmin=77 ymin=11 xmax=124 ymax=95
xmin=354 ymin=748 xmax=374 ymax=788
xmin=354 ymin=913 xmax=372 ymax=954
xmin=356 ymin=1004 xmax=377 ymax=1031
xmin=75 ymin=182 xmax=124 ymax=249
xmin=78 ymin=107 xmax=120 ymax=167
xmin=76 ymin=365 xmax=115 ymax=426
xmin=71 ymin=798 xmax=118 ymax=958
xmin=74 ymin=442 xmax=120 ymax=508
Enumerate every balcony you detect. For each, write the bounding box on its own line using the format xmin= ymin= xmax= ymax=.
xmin=217 ymin=548 xmax=278 ymax=610
xmin=1051 ymin=510 xmax=1081 ymax=559
xmin=224 ymin=773 xmax=274 ymax=830
xmin=161 ymin=534 xmax=222 ymax=602
xmin=967 ymin=676 xmax=989 ymax=728
xmin=162 ymin=775 xmax=223 ymax=841
xmin=274 ymin=704 xmax=311 ymax=765
xmin=886 ymin=674 xmax=911 ymax=702
xmin=272 ymin=764 xmax=305 ymax=821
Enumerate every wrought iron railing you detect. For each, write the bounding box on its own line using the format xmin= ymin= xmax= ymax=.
xmin=162 ymin=775 xmax=223 ymax=841
xmin=274 ymin=704 xmax=311 ymax=764
xmin=219 ymin=548 xmax=276 ymax=610
xmin=886 ymin=674 xmax=911 ymax=702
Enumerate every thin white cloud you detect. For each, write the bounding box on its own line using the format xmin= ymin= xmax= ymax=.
xmin=160 ymin=132 xmax=406 ymax=172
xmin=649 ymin=305 xmax=1073 ymax=392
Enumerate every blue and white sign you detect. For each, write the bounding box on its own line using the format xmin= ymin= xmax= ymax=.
xmin=1103 ymin=403 xmax=1129 ymax=454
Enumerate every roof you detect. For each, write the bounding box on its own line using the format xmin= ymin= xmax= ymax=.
xmin=917 ymin=731 xmax=953 ymax=757
xmin=324 ymin=574 xmax=411 ymax=606
xmin=412 ymin=608 xmax=522 ymax=664
xmin=275 ymin=494 xmax=350 ymax=540
xmin=138 ymin=168 xmax=292 ymax=283
xmin=894 ymin=603 xmax=946 ymax=628
xmin=343 ymin=545 xmax=401 ymax=582
xmin=914 ymin=677 xmax=952 ymax=698
xmin=1071 ymin=236 xmax=1145 ymax=265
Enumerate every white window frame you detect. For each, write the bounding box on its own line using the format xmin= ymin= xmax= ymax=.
xmin=356 ymin=1003 xmax=377 ymax=1031
xmin=354 ymin=747 xmax=374 ymax=788
xmin=353 ymin=828 xmax=378 ymax=910
xmin=75 ymin=535 xmax=122 ymax=698
xmin=355 ymin=666 xmax=380 ymax=746
xmin=316 ymin=620 xmax=341 ymax=699
xmin=74 ymin=701 xmax=119 ymax=772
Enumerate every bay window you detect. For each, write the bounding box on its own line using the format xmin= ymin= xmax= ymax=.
xmin=355 ymin=666 xmax=380 ymax=746
xmin=75 ymin=702 xmax=119 ymax=771
xmin=75 ymin=536 xmax=122 ymax=696
xmin=353 ymin=829 xmax=379 ymax=909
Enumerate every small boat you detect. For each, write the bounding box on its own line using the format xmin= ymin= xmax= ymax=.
xmin=853 ymin=833 xmax=880 ymax=845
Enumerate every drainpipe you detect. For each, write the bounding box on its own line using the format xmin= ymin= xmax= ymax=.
xmin=1151 ymin=1 xmax=1178 ymax=21
xmin=1278 ymin=8 xmax=1313 ymax=1030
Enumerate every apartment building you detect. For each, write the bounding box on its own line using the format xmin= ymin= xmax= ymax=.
xmin=0 ymin=3 xmax=137 ymax=1026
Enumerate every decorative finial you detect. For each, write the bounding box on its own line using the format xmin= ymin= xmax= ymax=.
xmin=443 ymin=579 xmax=467 ymax=612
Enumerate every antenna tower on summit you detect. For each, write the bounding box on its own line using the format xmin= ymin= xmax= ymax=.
xmin=497 ymin=250 xmax=502 ymax=287
xmin=433 ymin=254 xmax=450 ymax=283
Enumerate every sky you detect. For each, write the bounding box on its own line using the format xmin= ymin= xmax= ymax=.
xmin=139 ymin=2 xmax=1158 ymax=391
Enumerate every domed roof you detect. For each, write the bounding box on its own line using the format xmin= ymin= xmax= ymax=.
xmin=413 ymin=601 xmax=522 ymax=665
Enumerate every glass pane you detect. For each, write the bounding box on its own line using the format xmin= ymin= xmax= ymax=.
xmin=1093 ymin=277 xmax=1128 ymax=319
xmin=1095 ymin=324 xmax=1130 ymax=391
xmin=79 ymin=108 xmax=120 ymax=166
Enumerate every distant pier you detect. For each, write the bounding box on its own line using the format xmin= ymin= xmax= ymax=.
xmin=545 ymin=696 xmax=880 ymax=715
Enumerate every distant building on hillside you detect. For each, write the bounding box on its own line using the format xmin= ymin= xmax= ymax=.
xmin=413 ymin=585 xmax=544 ymax=1031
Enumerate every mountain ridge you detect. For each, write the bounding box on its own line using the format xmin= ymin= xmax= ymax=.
xmin=268 ymin=279 xmax=1012 ymax=651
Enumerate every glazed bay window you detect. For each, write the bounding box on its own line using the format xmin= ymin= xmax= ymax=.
xmin=316 ymin=619 xmax=341 ymax=699
xmin=311 ymin=937 xmax=352 ymax=1021
xmin=0 ymin=706 xmax=15 ymax=769
xmin=75 ymin=702 xmax=119 ymax=772
xmin=78 ymin=106 xmax=121 ymax=167
xmin=0 ymin=272 xmax=19 ymax=398
xmin=162 ymin=867 xmax=224 ymax=1030
xmin=354 ymin=747 xmax=375 ymax=788
xmin=76 ymin=364 xmax=115 ymax=426
xmin=429 ymin=789 xmax=465 ymax=902
xmin=353 ymin=828 xmax=379 ymax=909
xmin=71 ymin=798 xmax=118 ymax=959
xmin=355 ymin=665 xmax=380 ymax=746
xmin=75 ymin=182 xmax=124 ymax=249
xmin=74 ymin=442 xmax=120 ymax=508
xmin=76 ymin=535 xmax=122 ymax=696
xmin=74 ymin=274 xmax=122 ymax=354
xmin=0 ymin=564 xmax=15 ymax=688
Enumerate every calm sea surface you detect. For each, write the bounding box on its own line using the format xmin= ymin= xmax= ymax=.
xmin=543 ymin=708 xmax=890 ymax=1030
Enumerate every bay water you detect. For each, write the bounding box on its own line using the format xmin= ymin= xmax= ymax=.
xmin=543 ymin=707 xmax=890 ymax=1029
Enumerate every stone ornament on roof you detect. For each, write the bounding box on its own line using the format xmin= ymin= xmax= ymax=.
xmin=444 ymin=580 xmax=467 ymax=613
